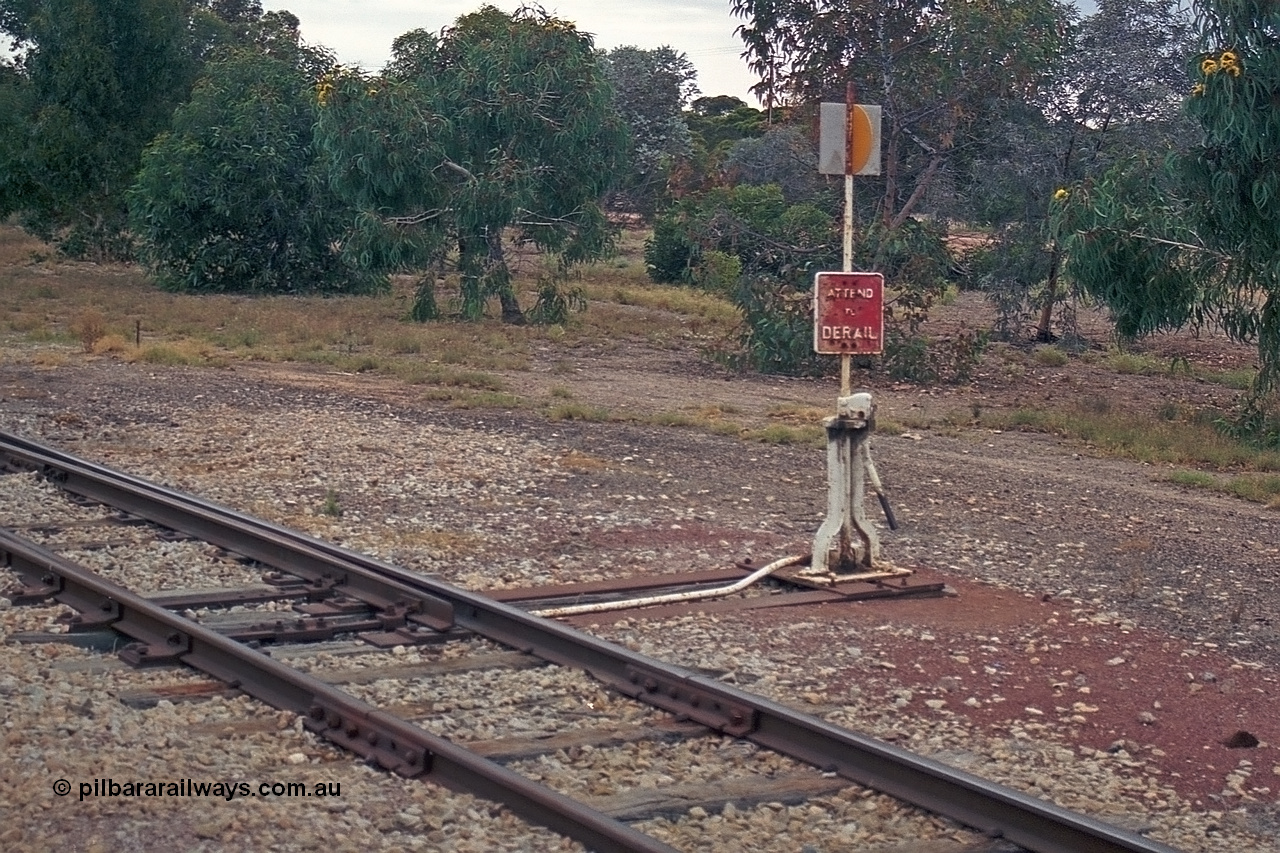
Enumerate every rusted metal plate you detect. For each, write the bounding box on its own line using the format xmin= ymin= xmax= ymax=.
xmin=613 ymin=664 xmax=758 ymax=737
xmin=814 ymin=272 xmax=884 ymax=355
xmin=147 ymin=585 xmax=313 ymax=609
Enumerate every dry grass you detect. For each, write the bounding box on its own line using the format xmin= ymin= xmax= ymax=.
xmin=767 ymin=403 xmax=830 ymax=424
xmin=556 ymin=450 xmax=612 ymax=472
xmin=0 ymin=227 xmax=48 ymax=267
xmin=981 ymin=403 xmax=1280 ymax=472
xmin=1165 ymin=470 xmax=1280 ymax=508
xmin=70 ymin=309 xmax=107 ymax=352
xmin=1 ymin=225 xmax=739 ymax=380
xmin=5 ymin=224 xmax=1278 ymax=510
xmin=0 ymin=225 xmax=742 ymax=404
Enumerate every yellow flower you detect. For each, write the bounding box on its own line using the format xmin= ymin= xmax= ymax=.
xmin=1220 ymin=50 xmax=1238 ymax=66
xmin=1054 ymin=188 xmax=1069 ymax=201
xmin=316 ymin=82 xmax=333 ymax=106
xmin=1227 ymin=65 xmax=1241 ymax=78
xmin=1201 ymin=57 xmax=1219 ymax=75
xmin=1191 ymin=83 xmax=1205 ymax=96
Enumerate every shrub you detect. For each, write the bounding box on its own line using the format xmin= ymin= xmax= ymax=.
xmin=1033 ymin=345 xmax=1068 ymax=367
xmin=70 ymin=310 xmax=107 ymax=352
xmin=643 ymin=214 xmax=697 ymax=283
xmin=129 ymin=51 xmax=376 ymax=294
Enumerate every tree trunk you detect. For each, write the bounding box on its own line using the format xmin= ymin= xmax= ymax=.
xmin=488 ymin=230 xmax=524 ymax=325
xmin=1036 ymin=123 xmax=1082 ymax=342
xmin=1036 ymin=243 xmax=1062 ymax=343
xmin=881 ymin=125 xmax=899 ymax=230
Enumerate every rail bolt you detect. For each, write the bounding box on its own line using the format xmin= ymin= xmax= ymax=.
xmin=643 ymin=678 xmax=658 ymax=692
xmin=166 ymin=632 xmax=182 ymax=646
xmin=365 ymin=730 xmax=379 ymax=744
xmin=309 ymin=705 xmax=325 ymax=721
xmin=326 ymin=712 xmax=341 ymax=728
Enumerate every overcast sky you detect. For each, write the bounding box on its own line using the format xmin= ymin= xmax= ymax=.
xmin=269 ymin=1 xmax=1101 ymax=105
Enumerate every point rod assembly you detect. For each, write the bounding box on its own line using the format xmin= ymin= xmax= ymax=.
xmin=809 ymin=392 xmax=897 ymax=575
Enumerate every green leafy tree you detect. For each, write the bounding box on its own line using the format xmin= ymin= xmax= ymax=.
xmin=963 ymin=0 xmax=1196 ymax=342
xmin=599 ymin=45 xmax=698 ymax=214
xmin=646 ymin=183 xmax=835 ymax=283
xmin=316 ymin=6 xmax=629 ymax=324
xmin=0 ymin=58 xmax=36 ymax=219
xmin=724 ymin=126 xmax=829 ymax=203
xmin=666 ymin=95 xmax=767 ymax=198
xmin=247 ymin=9 xmax=335 ymax=81
xmin=684 ymin=95 xmax=766 ymax=152
xmin=648 ymin=180 xmax=959 ymax=376
xmin=645 ymin=182 xmax=838 ymax=373
xmin=731 ymin=0 xmax=1068 ymax=231
xmin=0 ymin=0 xmax=203 ymax=258
xmin=128 ymin=49 xmax=371 ymax=293
xmin=1061 ymin=0 xmax=1280 ymax=412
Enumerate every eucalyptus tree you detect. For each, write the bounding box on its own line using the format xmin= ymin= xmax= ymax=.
xmin=724 ymin=126 xmax=827 ymax=204
xmin=684 ymin=96 xmax=766 ymax=153
xmin=0 ymin=0 xmax=315 ymax=259
xmin=0 ymin=58 xmax=35 ymax=219
xmin=0 ymin=0 xmax=201 ymax=258
xmin=129 ymin=49 xmax=368 ymax=294
xmin=730 ymin=0 xmax=1069 ymax=232
xmin=1061 ymin=0 xmax=1280 ymax=412
xmin=965 ymin=0 xmax=1197 ymax=341
xmin=600 ymin=45 xmax=698 ymax=215
xmin=316 ymin=6 xmax=629 ymax=323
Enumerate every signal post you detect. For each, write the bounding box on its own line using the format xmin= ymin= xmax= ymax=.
xmin=806 ymin=89 xmax=907 ymax=581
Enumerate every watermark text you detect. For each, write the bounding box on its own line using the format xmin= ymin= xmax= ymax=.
xmin=53 ymin=777 xmax=341 ymax=802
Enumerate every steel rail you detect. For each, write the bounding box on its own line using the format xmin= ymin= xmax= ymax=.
xmin=0 ymin=528 xmax=677 ymax=853
xmin=0 ymin=432 xmax=1185 ymax=853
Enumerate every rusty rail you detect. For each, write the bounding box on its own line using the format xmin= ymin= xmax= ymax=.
xmin=0 ymin=528 xmax=676 ymax=853
xmin=0 ymin=431 xmax=1184 ymax=853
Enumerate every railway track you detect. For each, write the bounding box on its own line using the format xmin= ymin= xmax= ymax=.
xmin=0 ymin=430 xmax=1185 ymax=853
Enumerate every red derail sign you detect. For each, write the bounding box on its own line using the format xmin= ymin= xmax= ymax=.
xmin=813 ymin=271 xmax=884 ymax=355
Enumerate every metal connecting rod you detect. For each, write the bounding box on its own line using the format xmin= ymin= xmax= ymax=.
xmin=809 ymin=392 xmax=882 ymax=575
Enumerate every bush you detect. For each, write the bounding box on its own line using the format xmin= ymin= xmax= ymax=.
xmin=884 ymin=327 xmax=990 ymax=384
xmin=692 ymin=250 xmax=741 ymax=295
xmin=649 ymin=185 xmax=984 ymax=381
xmin=644 ymin=214 xmax=697 ymax=283
xmin=129 ymin=51 xmax=377 ymax=294
xmin=645 ymin=184 xmax=837 ymax=287
xmin=723 ymin=127 xmax=827 ymax=203
xmin=735 ymin=273 xmax=827 ymax=376
xmin=1033 ymin=345 xmax=1069 ymax=367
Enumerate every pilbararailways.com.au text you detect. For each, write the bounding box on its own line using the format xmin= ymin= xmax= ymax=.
xmin=53 ymin=777 xmax=342 ymax=802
